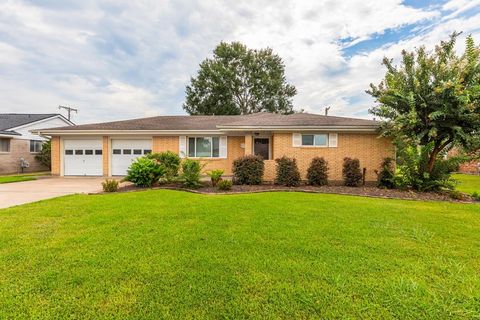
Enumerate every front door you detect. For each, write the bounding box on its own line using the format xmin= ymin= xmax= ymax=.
xmin=254 ymin=138 xmax=270 ymax=160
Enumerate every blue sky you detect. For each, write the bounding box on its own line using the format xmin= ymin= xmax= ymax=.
xmin=0 ymin=0 xmax=479 ymax=123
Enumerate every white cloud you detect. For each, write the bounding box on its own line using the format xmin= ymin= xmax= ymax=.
xmin=0 ymin=0 xmax=478 ymax=123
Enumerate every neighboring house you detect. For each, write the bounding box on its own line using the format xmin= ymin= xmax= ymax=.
xmin=0 ymin=114 xmax=73 ymax=174
xmin=448 ymin=147 xmax=480 ymax=175
xmin=34 ymin=112 xmax=394 ymax=182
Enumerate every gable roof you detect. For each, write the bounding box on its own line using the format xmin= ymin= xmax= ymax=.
xmin=36 ymin=112 xmax=380 ymax=134
xmin=0 ymin=113 xmax=68 ymax=131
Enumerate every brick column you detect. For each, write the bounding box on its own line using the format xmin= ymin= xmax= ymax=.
xmin=102 ymin=136 xmax=109 ymax=176
xmin=244 ymin=134 xmax=253 ymax=155
xmin=50 ymin=136 xmax=61 ymax=175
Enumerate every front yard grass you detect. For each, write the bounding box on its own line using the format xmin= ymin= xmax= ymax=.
xmin=0 ymin=190 xmax=479 ymax=319
xmin=0 ymin=172 xmax=49 ymax=184
xmin=453 ymin=173 xmax=480 ymax=195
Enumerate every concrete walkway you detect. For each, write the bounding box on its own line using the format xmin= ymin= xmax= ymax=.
xmin=0 ymin=177 xmax=105 ymax=209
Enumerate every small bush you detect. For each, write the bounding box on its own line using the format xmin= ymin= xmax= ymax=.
xmin=275 ymin=156 xmax=300 ymax=186
xmin=472 ymin=191 xmax=480 ymax=201
xmin=307 ymin=157 xmax=328 ymax=186
xmin=147 ymin=151 xmax=180 ymax=183
xmin=101 ymin=179 xmax=119 ymax=192
xmin=217 ymin=179 xmax=232 ymax=191
xmin=342 ymin=157 xmax=363 ymax=187
xmin=232 ymin=155 xmax=264 ymax=185
xmin=125 ymin=157 xmax=165 ymax=187
xmin=181 ymin=159 xmax=203 ymax=188
xmin=207 ymin=169 xmax=224 ymax=187
xmin=377 ymin=157 xmax=396 ymax=189
xmin=449 ymin=190 xmax=465 ymax=200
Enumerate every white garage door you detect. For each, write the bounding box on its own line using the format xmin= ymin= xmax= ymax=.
xmin=64 ymin=139 xmax=103 ymax=176
xmin=111 ymin=139 xmax=152 ymax=176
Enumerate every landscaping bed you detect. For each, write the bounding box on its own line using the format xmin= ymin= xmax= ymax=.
xmin=112 ymin=181 xmax=476 ymax=203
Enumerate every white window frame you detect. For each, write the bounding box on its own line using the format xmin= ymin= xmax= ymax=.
xmin=0 ymin=138 xmax=10 ymax=153
xmin=30 ymin=140 xmax=43 ymax=153
xmin=187 ymin=136 xmax=220 ymax=158
xmin=301 ymin=134 xmax=329 ymax=147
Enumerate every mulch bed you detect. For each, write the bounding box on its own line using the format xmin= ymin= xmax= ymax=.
xmin=108 ymin=181 xmax=477 ymax=203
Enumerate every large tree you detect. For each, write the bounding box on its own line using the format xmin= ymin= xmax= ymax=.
xmin=367 ymin=32 xmax=480 ymax=175
xmin=183 ymin=42 xmax=297 ymax=115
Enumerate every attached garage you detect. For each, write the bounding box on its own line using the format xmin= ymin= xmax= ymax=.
xmin=64 ymin=139 xmax=103 ymax=176
xmin=111 ymin=139 xmax=152 ymax=176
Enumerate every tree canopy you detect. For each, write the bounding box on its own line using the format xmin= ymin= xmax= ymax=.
xmin=183 ymin=42 xmax=297 ymax=115
xmin=367 ymin=32 xmax=480 ymax=174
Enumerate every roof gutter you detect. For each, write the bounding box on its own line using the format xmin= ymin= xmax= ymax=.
xmin=31 ymin=129 xmax=227 ymax=136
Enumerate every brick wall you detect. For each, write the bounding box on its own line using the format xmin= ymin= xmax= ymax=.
xmin=0 ymin=138 xmax=49 ymax=174
xmin=152 ymin=136 xmax=180 ymax=154
xmin=269 ymin=132 xmax=394 ymax=182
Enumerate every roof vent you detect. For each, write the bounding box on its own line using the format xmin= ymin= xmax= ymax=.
xmin=324 ymin=106 xmax=330 ymax=116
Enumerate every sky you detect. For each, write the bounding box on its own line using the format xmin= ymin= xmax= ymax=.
xmin=0 ymin=0 xmax=479 ymax=124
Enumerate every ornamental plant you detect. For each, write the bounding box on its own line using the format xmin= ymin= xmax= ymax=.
xmin=232 ymin=155 xmax=264 ymax=185
xmin=306 ymin=157 xmax=329 ymax=186
xmin=125 ymin=157 xmax=165 ymax=187
xmin=181 ymin=159 xmax=203 ymax=188
xmin=342 ymin=157 xmax=363 ymax=187
xmin=207 ymin=169 xmax=224 ymax=187
xmin=275 ymin=156 xmax=300 ymax=187
xmin=147 ymin=151 xmax=181 ymax=183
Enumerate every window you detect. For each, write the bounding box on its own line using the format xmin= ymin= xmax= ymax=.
xmin=301 ymin=134 xmax=328 ymax=147
xmin=133 ymin=149 xmax=142 ymax=155
xmin=188 ymin=137 xmax=220 ymax=158
xmin=0 ymin=138 xmax=10 ymax=152
xmin=65 ymin=149 xmax=73 ymax=155
xmin=95 ymin=150 xmax=102 ymax=155
xmin=123 ymin=149 xmax=131 ymax=155
xmin=113 ymin=149 xmax=121 ymax=155
xmin=143 ymin=149 xmax=152 ymax=155
xmin=75 ymin=150 xmax=83 ymax=155
xmin=30 ymin=140 xmax=43 ymax=153
xmin=85 ymin=150 xmax=93 ymax=155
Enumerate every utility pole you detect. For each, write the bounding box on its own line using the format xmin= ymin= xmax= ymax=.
xmin=58 ymin=105 xmax=78 ymax=121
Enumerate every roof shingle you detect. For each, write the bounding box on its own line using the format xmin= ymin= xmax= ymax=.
xmin=41 ymin=112 xmax=379 ymax=132
xmin=0 ymin=113 xmax=62 ymax=131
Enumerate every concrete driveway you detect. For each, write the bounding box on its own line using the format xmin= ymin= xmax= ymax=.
xmin=0 ymin=177 xmax=106 ymax=209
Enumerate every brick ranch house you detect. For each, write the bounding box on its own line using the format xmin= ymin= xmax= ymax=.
xmin=34 ymin=112 xmax=394 ymax=182
xmin=0 ymin=113 xmax=73 ymax=174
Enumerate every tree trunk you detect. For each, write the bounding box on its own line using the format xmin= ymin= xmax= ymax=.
xmin=426 ymin=138 xmax=453 ymax=174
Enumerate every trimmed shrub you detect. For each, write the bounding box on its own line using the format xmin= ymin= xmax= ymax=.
xmin=147 ymin=151 xmax=180 ymax=183
xmin=181 ymin=159 xmax=203 ymax=188
xmin=232 ymin=155 xmax=264 ymax=185
xmin=275 ymin=156 xmax=300 ymax=186
xmin=207 ymin=169 xmax=224 ymax=187
xmin=377 ymin=157 xmax=395 ymax=189
xmin=125 ymin=157 xmax=165 ymax=187
xmin=342 ymin=157 xmax=363 ymax=187
xmin=101 ymin=179 xmax=119 ymax=192
xmin=217 ymin=179 xmax=232 ymax=191
xmin=307 ymin=157 xmax=328 ymax=186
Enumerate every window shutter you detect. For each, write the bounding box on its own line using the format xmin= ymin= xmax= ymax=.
xmin=292 ymin=133 xmax=302 ymax=147
xmin=328 ymin=133 xmax=338 ymax=147
xmin=179 ymin=136 xmax=187 ymax=158
xmin=219 ymin=136 xmax=227 ymax=158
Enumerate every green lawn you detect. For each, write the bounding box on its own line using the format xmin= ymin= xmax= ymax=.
xmin=453 ymin=173 xmax=480 ymax=195
xmin=0 ymin=191 xmax=479 ymax=319
xmin=0 ymin=172 xmax=49 ymax=184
